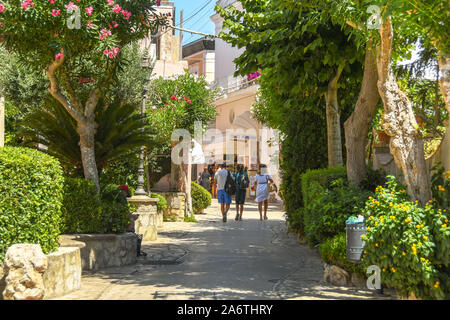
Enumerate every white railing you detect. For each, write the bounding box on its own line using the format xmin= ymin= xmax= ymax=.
xmin=210 ymin=74 xmax=260 ymax=97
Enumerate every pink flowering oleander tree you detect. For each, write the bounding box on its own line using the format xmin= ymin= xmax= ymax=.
xmin=0 ymin=0 xmax=165 ymax=191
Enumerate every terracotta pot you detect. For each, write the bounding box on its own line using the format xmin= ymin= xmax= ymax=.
xmin=377 ymin=130 xmax=390 ymax=143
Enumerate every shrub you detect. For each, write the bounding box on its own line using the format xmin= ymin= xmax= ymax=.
xmin=286 ymin=207 xmax=305 ymax=234
xmin=319 ymin=233 xmax=365 ymax=278
xmin=61 ymin=178 xmax=102 ymax=234
xmin=359 ymin=167 xmax=387 ymax=192
xmin=61 ymin=180 xmax=129 ymax=234
xmin=301 ymin=166 xmax=347 ymax=208
xmin=0 ymin=147 xmax=64 ymax=262
xmin=362 ymin=176 xmax=449 ymax=300
xmin=304 ymin=178 xmax=372 ymax=247
xmin=430 ymin=163 xmax=450 ymax=210
xmin=151 ymin=193 xmax=168 ymax=212
xmin=191 ymin=182 xmax=212 ymax=214
xmin=99 ymin=184 xmax=130 ymax=234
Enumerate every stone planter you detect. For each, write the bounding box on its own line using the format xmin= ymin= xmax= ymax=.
xmin=60 ymin=233 xmax=137 ymax=271
xmin=155 ymin=192 xmax=186 ymax=222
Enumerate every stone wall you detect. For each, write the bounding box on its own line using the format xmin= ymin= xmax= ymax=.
xmin=60 ymin=233 xmax=137 ymax=271
xmin=156 ymin=192 xmax=186 ymax=222
xmin=43 ymin=247 xmax=82 ymax=299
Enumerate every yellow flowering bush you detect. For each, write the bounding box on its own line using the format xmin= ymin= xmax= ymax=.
xmin=361 ymin=176 xmax=449 ymax=300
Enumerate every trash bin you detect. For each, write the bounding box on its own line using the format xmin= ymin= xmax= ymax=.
xmin=346 ymin=221 xmax=366 ymax=263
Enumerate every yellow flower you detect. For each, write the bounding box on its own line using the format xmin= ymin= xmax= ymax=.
xmin=391 ymin=267 xmax=396 ymax=273
xmin=418 ymin=242 xmax=422 ymax=246
xmin=390 ymin=215 xmax=396 ymax=220
xmin=402 ymin=252 xmax=406 ymax=256
xmin=445 ymin=219 xmax=448 ymax=223
xmin=375 ymin=243 xmax=379 ymax=247
xmin=364 ymin=250 xmax=367 ymax=254
xmin=438 ymin=185 xmax=446 ymax=191
xmin=423 ymin=236 xmax=427 ymax=240
xmin=420 ymin=257 xmax=426 ymax=262
xmin=382 ymin=268 xmax=386 ymax=272
xmin=389 ymin=202 xmax=393 ymax=207
xmin=442 ymin=224 xmax=447 ymax=228
xmin=367 ymin=227 xmax=371 ymax=231
xmin=404 ymin=218 xmax=411 ymax=223
xmin=434 ymin=281 xmax=440 ymax=288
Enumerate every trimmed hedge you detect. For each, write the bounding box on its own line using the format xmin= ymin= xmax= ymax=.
xmin=300 ymin=166 xmax=347 ymax=208
xmin=0 ymin=147 xmax=64 ymax=262
xmin=191 ymin=181 xmax=211 ymax=214
xmin=61 ymin=179 xmax=129 ymax=234
xmin=61 ymin=177 xmax=102 ymax=234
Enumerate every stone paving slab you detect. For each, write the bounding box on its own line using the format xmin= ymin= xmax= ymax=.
xmin=54 ymin=199 xmax=396 ymax=300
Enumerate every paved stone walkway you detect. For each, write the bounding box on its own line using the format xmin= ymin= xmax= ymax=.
xmin=55 ymin=199 xmax=396 ymax=300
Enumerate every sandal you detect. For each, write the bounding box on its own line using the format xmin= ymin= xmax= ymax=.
xmin=264 ymin=215 xmax=268 ymax=220
xmin=235 ymin=214 xmax=239 ymax=221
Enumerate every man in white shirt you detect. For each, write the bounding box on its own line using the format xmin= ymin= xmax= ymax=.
xmin=214 ymin=163 xmax=232 ymax=222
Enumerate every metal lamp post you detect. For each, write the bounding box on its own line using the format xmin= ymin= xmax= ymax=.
xmin=134 ymin=53 xmax=152 ymax=196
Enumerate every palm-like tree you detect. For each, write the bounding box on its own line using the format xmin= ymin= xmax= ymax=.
xmin=18 ymin=96 xmax=155 ymax=176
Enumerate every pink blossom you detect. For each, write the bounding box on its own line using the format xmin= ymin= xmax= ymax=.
xmin=112 ymin=4 xmax=121 ymax=13
xmin=121 ymin=10 xmax=131 ymax=19
xmin=0 ymin=4 xmax=5 ymax=13
xmin=107 ymin=0 xmax=114 ymax=6
xmin=156 ymin=0 xmax=161 ymax=6
xmin=87 ymin=22 xmax=93 ymax=28
xmin=112 ymin=21 xmax=119 ymax=28
xmin=65 ymin=2 xmax=78 ymax=11
xmin=51 ymin=9 xmax=61 ymax=17
xmin=103 ymin=49 xmax=109 ymax=55
xmin=55 ymin=53 xmax=64 ymax=60
xmin=85 ymin=6 xmax=93 ymax=16
xmin=21 ymin=0 xmax=35 ymax=10
xmin=112 ymin=47 xmax=119 ymax=55
xmin=49 ymin=0 xmax=55 ymax=3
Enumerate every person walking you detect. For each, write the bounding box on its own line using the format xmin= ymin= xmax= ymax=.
xmin=199 ymin=166 xmax=211 ymax=192
xmin=253 ymin=164 xmax=274 ymax=221
xmin=211 ymin=164 xmax=219 ymax=198
xmin=214 ymin=163 xmax=232 ymax=222
xmin=233 ymin=164 xmax=249 ymax=221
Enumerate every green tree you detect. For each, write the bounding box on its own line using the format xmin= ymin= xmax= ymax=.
xmin=0 ymin=0 xmax=165 ymax=190
xmin=217 ymin=0 xmax=364 ymax=168
xmin=146 ymin=71 xmax=218 ymax=216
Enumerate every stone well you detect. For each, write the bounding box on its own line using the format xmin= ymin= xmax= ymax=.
xmin=128 ymin=195 xmax=160 ymax=241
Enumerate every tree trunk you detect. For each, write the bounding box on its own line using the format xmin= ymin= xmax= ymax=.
xmin=325 ymin=66 xmax=344 ymax=167
xmin=344 ymin=42 xmax=380 ymax=185
xmin=377 ymin=17 xmax=432 ymax=204
xmin=179 ymin=163 xmax=192 ymax=217
xmin=437 ymin=51 xmax=450 ymax=114
xmin=77 ymin=120 xmax=100 ymax=191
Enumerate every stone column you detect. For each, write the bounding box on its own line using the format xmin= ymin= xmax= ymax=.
xmin=128 ymin=195 xmax=160 ymax=241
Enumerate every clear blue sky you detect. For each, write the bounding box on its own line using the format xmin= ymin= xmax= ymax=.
xmin=171 ymin=0 xmax=217 ymax=45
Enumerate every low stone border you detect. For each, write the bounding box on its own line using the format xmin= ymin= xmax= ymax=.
xmin=323 ymin=263 xmax=366 ymax=288
xmin=60 ymin=233 xmax=137 ymax=271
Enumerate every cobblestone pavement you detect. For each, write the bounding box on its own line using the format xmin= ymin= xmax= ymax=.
xmin=55 ymin=199 xmax=396 ymax=300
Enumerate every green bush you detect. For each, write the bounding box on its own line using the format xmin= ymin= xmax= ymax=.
xmin=362 ymin=176 xmax=449 ymax=300
xmin=99 ymin=184 xmax=129 ymax=234
xmin=0 ymin=147 xmax=64 ymax=262
xmin=151 ymin=193 xmax=168 ymax=212
xmin=304 ymin=178 xmax=372 ymax=247
xmin=301 ymin=166 xmax=347 ymax=208
xmin=61 ymin=178 xmax=102 ymax=234
xmin=61 ymin=180 xmax=129 ymax=234
xmin=286 ymin=207 xmax=305 ymax=234
xmin=191 ymin=181 xmax=212 ymax=214
xmin=359 ymin=167 xmax=387 ymax=193
xmin=319 ymin=233 xmax=365 ymax=278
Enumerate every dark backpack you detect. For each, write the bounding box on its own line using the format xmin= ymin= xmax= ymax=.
xmin=238 ymin=173 xmax=249 ymax=189
xmin=224 ymin=170 xmax=236 ymax=195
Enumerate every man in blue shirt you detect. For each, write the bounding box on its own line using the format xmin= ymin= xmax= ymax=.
xmin=214 ymin=163 xmax=232 ymax=222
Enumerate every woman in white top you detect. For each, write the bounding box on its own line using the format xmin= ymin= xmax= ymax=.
xmin=253 ymin=164 xmax=274 ymax=221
